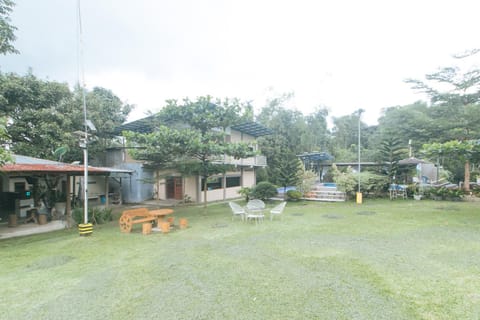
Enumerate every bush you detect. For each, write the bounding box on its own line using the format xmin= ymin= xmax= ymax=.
xmin=72 ymin=208 xmax=84 ymax=225
xmin=286 ymin=190 xmax=302 ymax=201
xmin=331 ymin=164 xmax=357 ymax=195
xmin=238 ymin=187 xmax=252 ymax=201
xmin=72 ymin=207 xmax=113 ymax=225
xmin=251 ymin=181 xmax=278 ymax=201
xmin=92 ymin=207 xmax=113 ymax=224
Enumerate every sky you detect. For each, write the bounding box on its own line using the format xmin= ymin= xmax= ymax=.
xmin=2 ymin=0 xmax=480 ymax=125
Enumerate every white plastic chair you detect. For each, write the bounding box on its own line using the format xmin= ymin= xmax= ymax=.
xmin=246 ymin=199 xmax=265 ymax=211
xmin=270 ymin=201 xmax=287 ymax=221
xmin=245 ymin=199 xmax=265 ymax=224
xmin=229 ymin=202 xmax=245 ymax=221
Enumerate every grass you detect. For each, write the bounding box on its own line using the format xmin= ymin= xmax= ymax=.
xmin=1 ymin=199 xmax=480 ymax=319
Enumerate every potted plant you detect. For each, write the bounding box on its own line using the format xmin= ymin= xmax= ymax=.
xmin=8 ymin=211 xmax=17 ymax=227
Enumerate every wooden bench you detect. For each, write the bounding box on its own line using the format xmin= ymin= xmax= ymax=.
xmin=119 ymin=208 xmax=156 ymax=233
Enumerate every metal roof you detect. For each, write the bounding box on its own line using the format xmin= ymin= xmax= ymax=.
xmin=115 ymin=116 xmax=273 ymax=138
xmin=114 ymin=114 xmax=157 ymax=134
xmin=398 ymin=157 xmax=429 ymax=165
xmin=297 ymin=152 xmax=334 ymax=162
xmin=230 ymin=122 xmax=273 ymax=137
xmin=1 ymin=155 xmax=132 ymax=176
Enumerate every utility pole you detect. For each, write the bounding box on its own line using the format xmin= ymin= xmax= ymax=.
xmin=77 ymin=0 xmax=94 ymax=236
xmin=356 ymin=109 xmax=364 ymax=204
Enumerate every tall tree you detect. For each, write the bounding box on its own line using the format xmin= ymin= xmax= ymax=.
xmin=0 ymin=0 xmax=17 ymax=163
xmin=0 ymin=72 xmax=74 ymax=159
xmin=257 ymin=93 xmax=331 ymax=184
xmin=125 ymin=97 xmax=254 ymax=208
xmin=0 ymin=0 xmax=18 ymax=55
xmin=405 ymin=50 xmax=480 ymax=188
xmin=331 ymin=111 xmax=372 ymax=162
xmin=0 ymin=116 xmax=11 ymax=164
xmin=0 ymin=72 xmax=132 ymax=163
xmin=73 ymin=86 xmax=133 ymax=164
xmin=375 ymin=101 xmax=432 ymax=151
xmin=270 ymin=150 xmax=303 ymax=194
xmin=376 ymin=136 xmax=407 ymax=183
xmin=301 ymin=107 xmax=330 ymax=152
xmin=422 ymin=140 xmax=480 ymax=190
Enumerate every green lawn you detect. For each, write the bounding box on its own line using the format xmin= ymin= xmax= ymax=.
xmin=1 ymin=199 xmax=480 ymax=320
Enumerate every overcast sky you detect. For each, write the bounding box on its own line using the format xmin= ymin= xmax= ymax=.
xmin=2 ymin=0 xmax=479 ymax=125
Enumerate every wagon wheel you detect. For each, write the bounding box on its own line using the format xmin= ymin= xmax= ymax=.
xmin=119 ymin=215 xmax=133 ymax=233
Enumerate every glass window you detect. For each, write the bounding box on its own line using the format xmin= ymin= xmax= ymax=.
xmin=201 ymin=177 xmax=223 ymax=191
xmin=14 ymin=182 xmax=25 ymax=194
xmin=226 ymin=176 xmax=240 ymax=188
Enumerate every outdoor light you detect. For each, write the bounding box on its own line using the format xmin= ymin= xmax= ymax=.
xmin=85 ymin=119 xmax=96 ymax=132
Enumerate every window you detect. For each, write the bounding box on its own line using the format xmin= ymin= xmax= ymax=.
xmin=226 ymin=176 xmax=241 ymax=188
xmin=14 ymin=182 xmax=25 ymax=194
xmin=201 ymin=177 xmax=223 ymax=191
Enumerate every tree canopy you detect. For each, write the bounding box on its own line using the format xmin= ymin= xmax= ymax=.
xmin=0 ymin=0 xmax=18 ymax=55
xmin=125 ymin=97 xmax=255 ymax=207
xmin=0 ymin=71 xmax=132 ymax=163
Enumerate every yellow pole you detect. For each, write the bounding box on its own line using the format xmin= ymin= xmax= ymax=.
xmin=356 ymin=192 xmax=363 ymax=204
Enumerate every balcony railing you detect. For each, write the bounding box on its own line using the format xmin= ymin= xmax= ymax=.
xmin=211 ymin=155 xmax=267 ymax=167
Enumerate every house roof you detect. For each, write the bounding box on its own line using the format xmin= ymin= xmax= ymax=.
xmin=297 ymin=152 xmax=334 ymax=162
xmin=398 ymin=157 xmax=429 ymax=165
xmin=115 ymin=115 xmax=273 ymax=138
xmin=114 ymin=114 xmax=157 ymax=134
xmin=1 ymin=155 xmax=132 ymax=176
xmin=230 ymin=122 xmax=273 ymax=137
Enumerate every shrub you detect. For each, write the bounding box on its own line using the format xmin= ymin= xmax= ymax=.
xmin=238 ymin=187 xmax=252 ymax=201
xmin=92 ymin=207 xmax=113 ymax=224
xmin=251 ymin=181 xmax=278 ymax=201
xmin=331 ymin=164 xmax=357 ymax=195
xmin=72 ymin=207 xmax=84 ymax=225
xmin=286 ymin=190 xmax=302 ymax=201
xmin=296 ymin=169 xmax=317 ymax=194
xmin=72 ymin=207 xmax=112 ymax=225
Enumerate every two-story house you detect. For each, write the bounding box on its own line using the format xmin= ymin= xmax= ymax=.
xmin=109 ymin=118 xmax=271 ymax=204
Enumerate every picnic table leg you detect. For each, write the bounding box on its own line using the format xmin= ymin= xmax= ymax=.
xmin=157 ymin=217 xmax=164 ymax=227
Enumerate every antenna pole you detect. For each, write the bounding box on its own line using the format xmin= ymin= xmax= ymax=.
xmin=77 ymin=0 xmax=89 ymax=224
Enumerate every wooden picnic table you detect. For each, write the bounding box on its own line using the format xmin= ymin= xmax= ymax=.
xmin=149 ymin=209 xmax=174 ymax=225
xmin=119 ymin=208 xmax=174 ymax=233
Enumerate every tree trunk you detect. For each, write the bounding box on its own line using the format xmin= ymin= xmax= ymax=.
xmin=203 ymin=177 xmax=208 ymax=208
xmin=66 ymin=175 xmax=71 ymax=228
xmin=464 ymin=160 xmax=470 ymax=191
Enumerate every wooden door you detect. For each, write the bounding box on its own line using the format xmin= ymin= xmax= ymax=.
xmin=166 ymin=177 xmax=183 ymax=200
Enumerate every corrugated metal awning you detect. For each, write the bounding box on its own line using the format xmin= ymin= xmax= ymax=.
xmin=115 ymin=116 xmax=273 ymax=138
xmin=1 ymin=155 xmax=133 ymax=176
xmin=230 ymin=122 xmax=273 ymax=137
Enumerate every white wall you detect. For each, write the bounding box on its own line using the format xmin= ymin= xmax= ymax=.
xmin=230 ymin=129 xmax=255 ymax=143
xmin=74 ymin=176 xmax=107 ymax=199
xmin=8 ymin=177 xmax=30 ymax=192
xmin=184 ymin=176 xmax=197 ymax=202
xmin=242 ymin=169 xmax=255 ymax=187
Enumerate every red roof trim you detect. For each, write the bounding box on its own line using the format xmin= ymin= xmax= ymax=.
xmin=1 ymin=163 xmax=112 ymax=174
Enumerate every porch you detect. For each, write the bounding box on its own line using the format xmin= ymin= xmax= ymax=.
xmin=0 ymin=220 xmax=66 ymax=240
